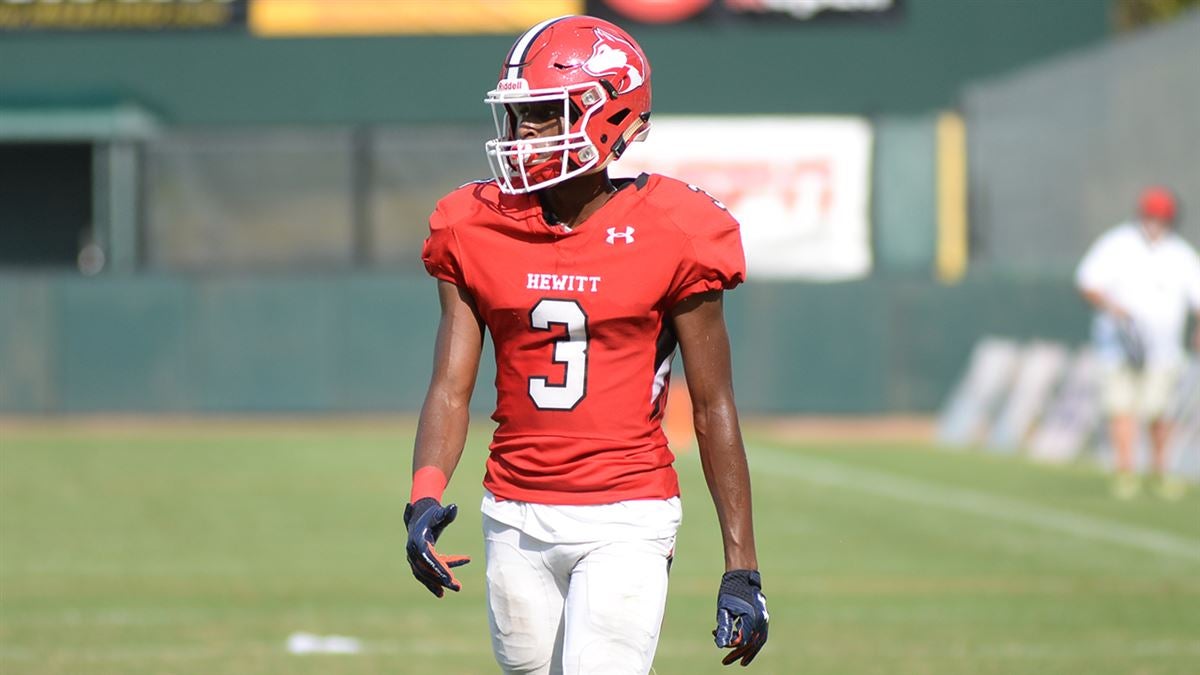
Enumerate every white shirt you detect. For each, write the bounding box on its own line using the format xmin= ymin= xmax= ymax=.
xmin=1075 ymin=222 xmax=1200 ymax=367
xmin=482 ymin=491 xmax=682 ymax=544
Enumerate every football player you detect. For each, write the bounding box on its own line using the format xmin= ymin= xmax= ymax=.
xmin=405 ymin=14 xmax=768 ymax=673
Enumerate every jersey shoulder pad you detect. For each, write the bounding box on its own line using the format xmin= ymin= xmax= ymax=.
xmin=640 ymin=175 xmax=746 ymax=304
xmin=424 ymin=181 xmax=500 ymax=285
xmin=430 ymin=180 xmax=503 ymax=229
xmin=638 ymin=174 xmax=737 ymax=236
xmin=431 ymin=179 xmax=540 ymax=233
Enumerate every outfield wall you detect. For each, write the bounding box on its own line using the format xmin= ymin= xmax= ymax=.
xmin=0 ymin=273 xmax=1090 ymax=415
xmin=0 ymin=1 xmax=1110 ymax=123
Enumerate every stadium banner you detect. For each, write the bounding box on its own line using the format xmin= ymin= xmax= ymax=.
xmin=249 ymin=0 xmax=581 ymax=37
xmin=1166 ymin=358 xmax=1200 ymax=481
xmin=1026 ymin=347 xmax=1103 ymax=464
xmin=615 ymin=116 xmax=873 ymax=280
xmin=986 ymin=341 xmax=1070 ymax=453
xmin=0 ymin=0 xmax=246 ymax=31
xmin=934 ymin=337 xmax=1022 ymax=448
xmin=587 ymin=0 xmax=903 ymax=25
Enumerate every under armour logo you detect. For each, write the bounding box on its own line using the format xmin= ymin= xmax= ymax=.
xmin=606 ymin=226 xmax=635 ymax=245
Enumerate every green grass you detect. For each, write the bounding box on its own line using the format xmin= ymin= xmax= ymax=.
xmin=2 ymin=421 xmax=1198 ymax=674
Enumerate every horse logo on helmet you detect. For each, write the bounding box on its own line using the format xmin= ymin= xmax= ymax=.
xmin=582 ymin=28 xmax=646 ymax=95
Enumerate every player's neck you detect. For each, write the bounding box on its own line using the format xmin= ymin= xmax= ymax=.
xmin=538 ymin=172 xmax=617 ymax=230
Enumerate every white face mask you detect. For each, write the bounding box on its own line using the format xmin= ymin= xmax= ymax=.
xmin=483 ymin=81 xmax=607 ymax=194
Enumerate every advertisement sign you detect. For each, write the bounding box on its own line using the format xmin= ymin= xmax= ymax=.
xmin=987 ymin=341 xmax=1070 ymax=453
xmin=935 ymin=337 xmax=1022 ymax=448
xmin=1166 ymin=358 xmax=1200 ymax=480
xmin=615 ymin=116 xmax=873 ymax=280
xmin=0 ymin=0 xmax=246 ymax=31
xmin=588 ymin=0 xmax=903 ymax=25
xmin=1027 ymin=348 xmax=1104 ymax=464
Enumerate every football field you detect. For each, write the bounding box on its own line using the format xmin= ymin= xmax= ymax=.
xmin=1 ymin=419 xmax=1197 ymax=675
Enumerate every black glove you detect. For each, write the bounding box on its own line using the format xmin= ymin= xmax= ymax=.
xmin=403 ymin=497 xmax=471 ymax=598
xmin=714 ymin=569 xmax=769 ymax=666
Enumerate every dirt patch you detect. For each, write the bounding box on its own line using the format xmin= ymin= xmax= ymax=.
xmin=747 ymin=415 xmax=935 ymax=444
xmin=0 ymin=413 xmax=935 ymax=444
xmin=0 ymin=413 xmax=418 ymax=439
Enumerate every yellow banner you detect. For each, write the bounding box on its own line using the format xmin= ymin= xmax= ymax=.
xmin=936 ymin=111 xmax=968 ymax=285
xmin=251 ymin=0 xmax=581 ymax=36
xmin=0 ymin=0 xmax=242 ymax=31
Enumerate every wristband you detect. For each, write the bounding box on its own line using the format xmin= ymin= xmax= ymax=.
xmin=410 ymin=466 xmax=448 ymax=503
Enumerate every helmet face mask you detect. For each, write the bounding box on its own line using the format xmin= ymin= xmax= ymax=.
xmin=484 ymin=16 xmax=652 ymax=195
xmin=485 ymin=82 xmax=606 ymax=194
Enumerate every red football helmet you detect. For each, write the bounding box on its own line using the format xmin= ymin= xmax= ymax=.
xmin=484 ymin=15 xmax=652 ymax=194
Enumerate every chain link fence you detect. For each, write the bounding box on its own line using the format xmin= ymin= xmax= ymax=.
xmin=144 ymin=123 xmax=493 ymax=273
xmin=964 ymin=11 xmax=1200 ymax=275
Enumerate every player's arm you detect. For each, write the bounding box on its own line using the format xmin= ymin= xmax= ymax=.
xmin=672 ymin=289 xmax=768 ymax=667
xmin=1079 ymin=287 xmax=1129 ymax=320
xmin=405 ymin=279 xmax=485 ymax=598
xmin=1075 ymin=234 xmax=1127 ymax=318
xmin=1081 ymin=283 xmax=1145 ymax=368
xmin=413 ymin=279 xmax=485 ymax=484
xmin=1188 ymin=255 xmax=1200 ymax=352
xmin=1193 ymin=311 xmax=1200 ymax=352
xmin=673 ymin=289 xmax=757 ymax=571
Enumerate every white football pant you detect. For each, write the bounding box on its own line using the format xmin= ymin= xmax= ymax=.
xmin=483 ymin=515 xmax=675 ymax=675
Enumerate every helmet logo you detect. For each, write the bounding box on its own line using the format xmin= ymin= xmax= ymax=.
xmin=583 ymin=28 xmax=645 ymax=95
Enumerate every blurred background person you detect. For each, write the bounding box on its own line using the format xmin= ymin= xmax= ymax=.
xmin=1075 ymin=186 xmax=1200 ymax=500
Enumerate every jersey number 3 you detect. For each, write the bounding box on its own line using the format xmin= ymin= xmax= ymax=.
xmin=528 ymin=299 xmax=588 ymax=410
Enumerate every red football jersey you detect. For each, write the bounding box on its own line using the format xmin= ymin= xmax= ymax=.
xmin=422 ymin=173 xmax=745 ymax=505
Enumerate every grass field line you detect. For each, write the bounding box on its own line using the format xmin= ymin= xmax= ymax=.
xmin=750 ymin=447 xmax=1200 ymax=561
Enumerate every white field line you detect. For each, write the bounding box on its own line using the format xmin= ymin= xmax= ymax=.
xmin=0 ymin=639 xmax=477 ymax=662
xmin=749 ymin=447 xmax=1200 ymax=562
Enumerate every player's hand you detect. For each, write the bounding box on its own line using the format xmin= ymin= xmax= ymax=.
xmin=713 ymin=569 xmax=769 ymax=666
xmin=403 ymin=497 xmax=471 ymax=598
xmin=1103 ymin=300 xmax=1131 ymax=323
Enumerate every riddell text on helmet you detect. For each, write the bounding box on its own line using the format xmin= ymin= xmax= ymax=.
xmin=496 ymin=78 xmax=529 ymax=92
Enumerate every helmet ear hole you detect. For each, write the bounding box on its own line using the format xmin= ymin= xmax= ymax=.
xmin=606 ymin=109 xmax=631 ymax=125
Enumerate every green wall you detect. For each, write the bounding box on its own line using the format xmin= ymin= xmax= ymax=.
xmin=0 ymin=0 xmax=1114 ymax=414
xmin=0 ymin=274 xmax=451 ymax=412
xmin=0 ymin=113 xmax=960 ymax=415
xmin=873 ymin=114 xmax=937 ymax=276
xmin=0 ymin=272 xmax=1091 ymax=415
xmin=0 ymin=1 xmax=1110 ymax=123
